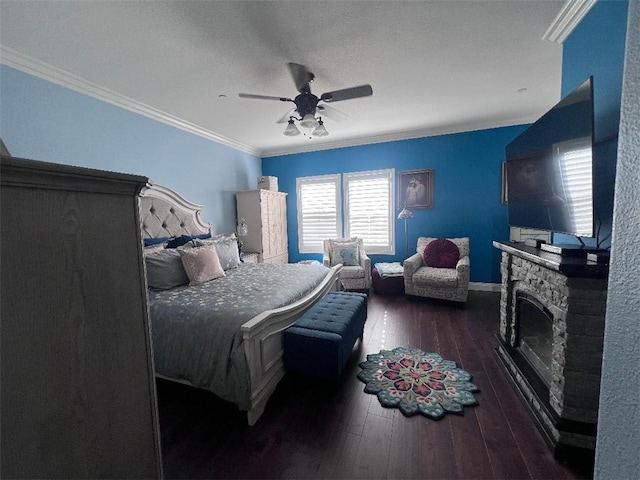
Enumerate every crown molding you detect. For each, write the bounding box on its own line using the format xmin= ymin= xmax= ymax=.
xmin=0 ymin=46 xmax=260 ymax=157
xmin=0 ymin=46 xmax=547 ymax=160
xmin=260 ymin=114 xmax=541 ymax=158
xmin=542 ymin=0 xmax=597 ymax=44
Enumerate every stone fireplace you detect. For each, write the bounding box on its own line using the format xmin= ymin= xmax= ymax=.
xmin=493 ymin=241 xmax=608 ymax=459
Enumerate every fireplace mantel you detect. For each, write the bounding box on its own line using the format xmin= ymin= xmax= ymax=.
xmin=493 ymin=240 xmax=608 ymax=463
xmin=493 ymin=241 xmax=609 ymax=278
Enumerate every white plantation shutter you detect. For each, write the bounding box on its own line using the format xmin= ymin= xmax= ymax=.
xmin=297 ymin=174 xmax=341 ymax=253
xmin=297 ymin=169 xmax=395 ymax=254
xmin=345 ymin=169 xmax=394 ymax=254
xmin=555 ymin=138 xmax=593 ymax=236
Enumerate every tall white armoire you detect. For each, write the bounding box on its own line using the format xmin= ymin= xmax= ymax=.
xmin=236 ymin=189 xmax=288 ymax=264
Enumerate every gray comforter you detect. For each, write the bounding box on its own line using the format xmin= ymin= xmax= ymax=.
xmin=148 ymin=262 xmax=330 ymax=409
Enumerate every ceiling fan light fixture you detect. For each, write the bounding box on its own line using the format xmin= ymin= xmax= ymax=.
xmin=312 ymin=118 xmax=329 ymax=137
xmin=299 ymin=113 xmax=319 ymax=128
xmin=239 ymin=63 xmax=373 ymax=141
xmin=283 ymin=118 xmax=301 ymax=136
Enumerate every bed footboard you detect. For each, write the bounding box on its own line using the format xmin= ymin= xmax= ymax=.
xmin=241 ymin=264 xmax=341 ymax=425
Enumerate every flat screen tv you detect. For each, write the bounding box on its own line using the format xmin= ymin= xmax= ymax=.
xmin=506 ymin=77 xmax=595 ymax=238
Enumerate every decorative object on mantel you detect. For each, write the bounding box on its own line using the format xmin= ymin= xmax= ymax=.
xmin=397 ymin=204 xmax=414 ymax=259
xmin=357 ymin=347 xmax=479 ymax=419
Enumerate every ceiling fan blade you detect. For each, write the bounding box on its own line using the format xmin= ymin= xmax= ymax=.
xmin=276 ymin=107 xmax=298 ymax=124
xmin=287 ymin=63 xmax=315 ymax=93
xmin=239 ymin=93 xmax=293 ymax=102
xmin=320 ymin=84 xmax=373 ymax=103
xmin=317 ymin=104 xmax=348 ymax=122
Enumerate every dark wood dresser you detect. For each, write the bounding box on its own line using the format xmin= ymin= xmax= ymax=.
xmin=1 ymin=156 xmax=162 ymax=478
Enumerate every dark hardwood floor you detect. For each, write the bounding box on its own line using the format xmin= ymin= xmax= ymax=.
xmin=156 ymin=291 xmax=593 ymax=479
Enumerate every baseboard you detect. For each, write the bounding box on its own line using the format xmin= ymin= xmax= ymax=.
xmin=469 ymin=282 xmax=501 ymax=292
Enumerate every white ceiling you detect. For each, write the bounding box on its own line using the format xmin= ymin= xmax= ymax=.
xmin=1 ymin=1 xmax=574 ymax=158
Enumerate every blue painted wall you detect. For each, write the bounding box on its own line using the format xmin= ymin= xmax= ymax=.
xmin=263 ymin=126 xmax=527 ymax=284
xmin=553 ymin=0 xmax=628 ymax=248
xmin=1 ymin=0 xmax=626 ymax=278
xmin=0 ymin=65 xmax=261 ymax=234
xmin=263 ymin=0 xmax=629 ymax=281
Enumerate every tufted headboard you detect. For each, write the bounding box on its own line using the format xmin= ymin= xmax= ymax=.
xmin=139 ymin=182 xmax=212 ymax=239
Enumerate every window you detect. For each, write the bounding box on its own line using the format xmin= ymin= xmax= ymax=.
xmin=344 ymin=170 xmax=394 ymax=254
xmin=297 ymin=174 xmax=341 ymax=253
xmin=297 ymin=169 xmax=395 ymax=254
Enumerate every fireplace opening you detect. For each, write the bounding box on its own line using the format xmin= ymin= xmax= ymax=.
xmin=516 ymin=292 xmax=554 ymax=387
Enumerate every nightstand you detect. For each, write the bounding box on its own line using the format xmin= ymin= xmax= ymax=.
xmin=242 ymin=252 xmax=259 ymax=264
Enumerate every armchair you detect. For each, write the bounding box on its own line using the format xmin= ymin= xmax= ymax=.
xmin=403 ymin=237 xmax=470 ymax=304
xmin=323 ymin=237 xmax=371 ymax=292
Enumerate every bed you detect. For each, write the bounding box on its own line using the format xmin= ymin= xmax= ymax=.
xmin=139 ymin=183 xmax=341 ymax=425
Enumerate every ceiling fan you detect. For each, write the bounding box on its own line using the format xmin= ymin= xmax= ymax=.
xmin=239 ymin=63 xmax=373 ymax=137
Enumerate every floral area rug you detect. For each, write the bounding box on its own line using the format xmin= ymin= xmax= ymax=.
xmin=357 ymin=347 xmax=479 ymax=419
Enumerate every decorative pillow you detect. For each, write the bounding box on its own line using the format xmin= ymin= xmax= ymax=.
xmin=144 ymin=236 xmax=171 ymax=247
xmin=417 ymin=237 xmax=469 ymax=259
xmin=423 ymin=238 xmax=460 ymax=269
xmin=339 ymin=246 xmax=359 ymax=266
xmin=330 ymin=240 xmax=359 ymax=267
xmin=143 ymin=243 xmax=166 ymax=255
xmin=178 ymin=245 xmax=225 ymax=286
xmin=194 ymin=235 xmax=241 ymax=270
xmin=166 ymin=233 xmax=211 ymax=249
xmin=144 ymin=249 xmax=189 ymax=290
xmin=177 ymin=239 xmax=199 ymax=250
xmin=210 ymin=233 xmax=236 ymax=242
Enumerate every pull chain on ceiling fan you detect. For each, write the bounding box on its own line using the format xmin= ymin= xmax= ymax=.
xmin=239 ymin=63 xmax=373 ymax=137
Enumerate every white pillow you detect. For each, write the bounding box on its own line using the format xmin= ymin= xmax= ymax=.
xmin=178 ymin=245 xmax=225 ymax=286
xmin=143 ymin=243 xmax=166 ymax=255
xmin=195 ymin=234 xmax=241 ymax=270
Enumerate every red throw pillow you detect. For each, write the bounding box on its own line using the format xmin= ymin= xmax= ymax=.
xmin=423 ymin=239 xmax=460 ymax=268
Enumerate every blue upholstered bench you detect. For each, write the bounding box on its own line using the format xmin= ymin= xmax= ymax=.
xmin=284 ymin=291 xmax=368 ymax=379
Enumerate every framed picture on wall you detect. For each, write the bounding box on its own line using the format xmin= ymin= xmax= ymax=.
xmin=398 ymin=169 xmax=433 ymax=208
